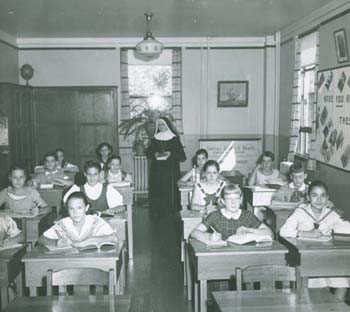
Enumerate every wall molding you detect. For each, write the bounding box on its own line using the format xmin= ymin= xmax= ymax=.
xmin=0 ymin=30 xmax=17 ymax=48
xmin=280 ymin=0 xmax=350 ymax=41
xmin=16 ymin=36 xmax=275 ymax=49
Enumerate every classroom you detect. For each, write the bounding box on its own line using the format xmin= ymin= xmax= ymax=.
xmin=0 ymin=0 xmax=350 ymax=311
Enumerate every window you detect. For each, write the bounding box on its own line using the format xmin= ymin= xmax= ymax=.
xmin=127 ymin=50 xmax=172 ymax=117
xmin=296 ymin=32 xmax=317 ymax=157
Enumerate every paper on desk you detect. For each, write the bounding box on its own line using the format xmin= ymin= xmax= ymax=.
xmin=40 ymin=184 xmax=54 ymax=189
xmin=297 ymin=236 xmax=332 ymax=242
xmin=0 ymin=243 xmax=23 ymax=251
xmin=227 ymin=233 xmax=272 ymax=245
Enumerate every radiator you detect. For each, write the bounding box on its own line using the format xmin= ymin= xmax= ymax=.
xmin=133 ymin=156 xmax=149 ymax=195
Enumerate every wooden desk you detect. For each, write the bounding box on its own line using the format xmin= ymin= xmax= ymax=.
xmin=22 ymin=243 xmax=126 ymax=296
xmin=180 ymin=210 xmax=204 ymax=288
xmin=38 ymin=187 xmax=65 ymax=216
xmin=2 ymin=295 xmax=131 ymax=312
xmin=212 ymin=289 xmax=348 ymax=312
xmin=282 ymin=237 xmax=350 ymax=299
xmin=104 ymin=214 xmax=127 ymax=242
xmin=113 ymin=186 xmax=134 ymax=260
xmin=179 ymin=185 xmax=193 ymax=211
xmin=243 ymin=186 xmax=276 ymax=219
xmin=0 ymin=245 xmax=26 ymax=309
xmin=265 ymin=206 xmax=295 ymax=234
xmin=188 ymin=238 xmax=288 ymax=312
xmin=11 ymin=209 xmax=56 ymax=246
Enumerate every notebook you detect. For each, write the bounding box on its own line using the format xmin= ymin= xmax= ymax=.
xmin=227 ymin=233 xmax=273 ymax=245
xmin=196 ymin=237 xmax=228 ymax=247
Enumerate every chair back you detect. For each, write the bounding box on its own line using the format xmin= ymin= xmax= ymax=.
xmin=236 ymin=265 xmax=297 ymax=291
xmin=46 ymin=268 xmax=115 ymax=296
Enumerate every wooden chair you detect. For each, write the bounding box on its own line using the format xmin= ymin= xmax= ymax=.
xmin=236 ymin=265 xmax=297 ymax=291
xmin=46 ymin=268 xmax=115 ymax=296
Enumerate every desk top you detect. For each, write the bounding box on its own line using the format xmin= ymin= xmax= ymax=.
xmin=22 ymin=243 xmax=123 ymax=262
xmin=212 ymin=289 xmax=347 ymax=312
xmin=189 ymin=238 xmax=287 ymax=256
xmin=0 ymin=245 xmax=26 ymax=261
xmin=244 ymin=186 xmax=277 ymax=193
xmin=180 ymin=210 xmax=204 ymax=220
xmin=9 ymin=207 xmax=53 ymax=220
xmin=283 ymin=237 xmax=350 ymax=252
xmin=2 ymin=295 xmax=132 ymax=312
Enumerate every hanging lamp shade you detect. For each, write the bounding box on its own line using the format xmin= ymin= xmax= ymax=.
xmin=136 ymin=13 xmax=163 ymax=58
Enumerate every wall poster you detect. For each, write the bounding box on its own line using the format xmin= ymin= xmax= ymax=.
xmin=316 ymin=66 xmax=350 ymax=170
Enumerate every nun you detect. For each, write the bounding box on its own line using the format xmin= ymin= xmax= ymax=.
xmin=146 ymin=117 xmax=186 ymax=216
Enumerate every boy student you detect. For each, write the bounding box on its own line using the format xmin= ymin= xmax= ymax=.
xmin=271 ymin=162 xmax=308 ymax=207
xmin=33 ymin=153 xmax=73 ymax=187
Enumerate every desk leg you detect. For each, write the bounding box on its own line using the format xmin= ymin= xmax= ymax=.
xmin=16 ymin=273 xmax=23 ymax=296
xmin=200 ymin=280 xmax=207 ymax=312
xmin=120 ymin=247 xmax=126 ymax=294
xmin=0 ymin=287 xmax=8 ymax=310
xmin=29 ymin=287 xmax=37 ymax=297
xmin=194 ymin=282 xmax=198 ymax=312
xmin=182 ymin=241 xmax=187 ymax=286
xmin=186 ymin=243 xmax=192 ymax=300
xmin=127 ymin=204 xmax=133 ymax=259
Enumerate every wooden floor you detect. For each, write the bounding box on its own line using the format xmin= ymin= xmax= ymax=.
xmin=126 ymin=200 xmax=192 ymax=312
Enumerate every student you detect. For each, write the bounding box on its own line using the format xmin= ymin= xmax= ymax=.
xmin=40 ymin=191 xmax=118 ymax=248
xmin=55 ymin=148 xmax=79 ymax=172
xmin=248 ymin=151 xmax=281 ymax=186
xmin=102 ymin=155 xmax=132 ymax=184
xmin=178 ymin=149 xmax=208 ymax=186
xmin=63 ymin=160 xmax=124 ymax=216
xmin=280 ymin=180 xmax=350 ymax=300
xmin=271 ymin=161 xmax=308 ymax=207
xmin=0 ymin=165 xmax=48 ymax=214
xmin=191 ymin=183 xmax=272 ymax=241
xmin=32 ymin=153 xmax=73 ymax=187
xmin=0 ymin=213 xmax=23 ymax=246
xmin=191 ymin=160 xmax=226 ymax=212
xmin=96 ymin=142 xmax=113 ymax=172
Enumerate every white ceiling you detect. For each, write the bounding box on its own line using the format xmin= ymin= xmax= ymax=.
xmin=0 ymin=0 xmax=330 ymax=38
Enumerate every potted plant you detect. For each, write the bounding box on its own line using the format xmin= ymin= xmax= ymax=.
xmin=119 ymin=105 xmax=173 ymax=156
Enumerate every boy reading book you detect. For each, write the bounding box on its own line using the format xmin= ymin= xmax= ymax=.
xmin=190 ymin=183 xmax=273 ymax=244
xmin=39 ymin=191 xmax=118 ymax=249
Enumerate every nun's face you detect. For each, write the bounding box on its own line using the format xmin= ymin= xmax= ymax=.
xmin=158 ymin=120 xmax=168 ymax=132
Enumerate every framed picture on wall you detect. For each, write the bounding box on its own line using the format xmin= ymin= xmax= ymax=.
xmin=334 ymin=29 xmax=349 ymax=63
xmin=217 ymin=81 xmax=248 ymax=107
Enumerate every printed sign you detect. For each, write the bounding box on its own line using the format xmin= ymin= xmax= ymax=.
xmin=199 ymin=139 xmax=262 ymax=176
xmin=316 ymin=66 xmax=350 ymax=170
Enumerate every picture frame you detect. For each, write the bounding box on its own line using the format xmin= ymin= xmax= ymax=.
xmin=217 ymin=81 xmax=248 ymax=107
xmin=334 ymin=29 xmax=349 ymax=63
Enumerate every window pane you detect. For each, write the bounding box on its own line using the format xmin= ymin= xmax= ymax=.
xmin=129 ymin=97 xmax=172 ymax=117
xmin=128 ymin=65 xmax=172 ymax=96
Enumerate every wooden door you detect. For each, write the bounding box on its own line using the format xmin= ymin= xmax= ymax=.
xmin=33 ymin=88 xmax=76 ymax=165
xmin=75 ymin=88 xmax=118 ymax=168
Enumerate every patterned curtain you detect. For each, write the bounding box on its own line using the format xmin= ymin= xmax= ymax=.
xmin=171 ymin=48 xmax=184 ymax=144
xmin=119 ymin=49 xmax=133 ymax=155
xmin=288 ymin=37 xmax=302 ymax=162
xmin=307 ymin=29 xmax=320 ymax=171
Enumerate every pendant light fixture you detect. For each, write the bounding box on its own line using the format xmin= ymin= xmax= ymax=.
xmin=136 ymin=13 xmax=163 ymax=58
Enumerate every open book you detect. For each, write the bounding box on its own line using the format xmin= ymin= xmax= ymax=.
xmin=227 ymin=233 xmax=273 ymax=245
xmin=196 ymin=237 xmax=227 ymax=247
xmin=45 ymin=244 xmax=75 ymax=252
xmin=76 ymin=241 xmax=118 ymax=251
xmin=297 ymin=235 xmax=332 ymax=242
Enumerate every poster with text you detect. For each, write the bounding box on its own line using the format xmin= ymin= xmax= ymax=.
xmin=316 ymin=66 xmax=350 ymax=171
xmin=199 ymin=139 xmax=262 ymax=176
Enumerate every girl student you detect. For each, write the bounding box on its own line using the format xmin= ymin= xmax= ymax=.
xmin=191 ymin=160 xmax=226 ymax=212
xmin=55 ymin=148 xmax=79 ymax=172
xmin=96 ymin=142 xmax=113 ymax=172
xmin=248 ymin=151 xmax=282 ymax=186
xmin=0 ymin=213 xmax=23 ymax=247
xmin=178 ymin=149 xmax=208 ymax=186
xmin=280 ymin=180 xmax=350 ymax=301
xmin=63 ymin=160 xmax=124 ymax=216
xmin=191 ymin=183 xmax=272 ymax=242
xmin=101 ymin=155 xmax=132 ymax=185
xmin=0 ymin=165 xmax=48 ymax=215
xmin=40 ymin=191 xmax=118 ymax=248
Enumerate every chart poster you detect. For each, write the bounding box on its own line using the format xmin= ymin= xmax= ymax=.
xmin=199 ymin=139 xmax=262 ymax=176
xmin=316 ymin=66 xmax=350 ymax=171
xmin=0 ymin=117 xmax=9 ymax=146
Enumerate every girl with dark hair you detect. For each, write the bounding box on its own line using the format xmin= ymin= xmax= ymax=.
xmin=55 ymin=148 xmax=79 ymax=172
xmin=191 ymin=160 xmax=226 ymax=212
xmin=0 ymin=165 xmax=48 ymax=215
xmin=178 ymin=149 xmax=208 ymax=186
xmin=146 ymin=117 xmax=186 ymax=215
xmin=96 ymin=142 xmax=113 ymax=171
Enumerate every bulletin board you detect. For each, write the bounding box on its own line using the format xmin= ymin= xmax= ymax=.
xmin=199 ymin=138 xmax=262 ymax=176
xmin=316 ymin=65 xmax=350 ymax=171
